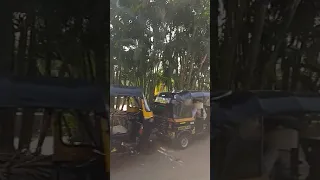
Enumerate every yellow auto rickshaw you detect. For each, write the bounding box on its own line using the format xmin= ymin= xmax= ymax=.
xmin=110 ymin=85 xmax=155 ymax=155
xmin=0 ymin=77 xmax=109 ymax=180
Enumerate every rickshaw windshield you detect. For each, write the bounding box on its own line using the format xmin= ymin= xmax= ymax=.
xmin=172 ymin=103 xmax=193 ymax=118
xmin=153 ymin=93 xmax=174 ymax=117
xmin=153 ymin=99 xmax=192 ymax=118
xmin=153 ymin=102 xmax=173 ymax=117
xmin=155 ymin=96 xmax=171 ymax=104
xmin=111 ymin=95 xmax=140 ymax=111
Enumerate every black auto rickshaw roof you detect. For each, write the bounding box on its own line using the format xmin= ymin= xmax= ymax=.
xmin=212 ymin=90 xmax=320 ymax=124
xmin=214 ymin=90 xmax=320 ymax=107
xmin=0 ymin=76 xmax=106 ymax=113
xmin=110 ymin=85 xmax=143 ymax=97
xmin=157 ymin=90 xmax=210 ymax=101
xmin=211 ymin=90 xmax=232 ymax=100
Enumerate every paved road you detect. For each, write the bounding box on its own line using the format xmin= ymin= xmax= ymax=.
xmin=12 ymin=135 xmax=210 ymax=180
xmin=110 ymin=136 xmax=210 ymax=180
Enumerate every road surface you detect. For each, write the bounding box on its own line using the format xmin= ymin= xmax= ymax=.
xmin=110 ymin=136 xmax=210 ymax=180
xmin=12 ymin=135 xmax=210 ymax=180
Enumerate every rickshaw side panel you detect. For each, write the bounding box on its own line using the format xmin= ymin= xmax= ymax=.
xmin=167 ymin=118 xmax=195 ymax=139
xmin=171 ymin=118 xmax=195 ymax=135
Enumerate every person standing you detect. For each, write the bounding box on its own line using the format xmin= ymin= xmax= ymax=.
xmin=263 ymin=117 xmax=309 ymax=180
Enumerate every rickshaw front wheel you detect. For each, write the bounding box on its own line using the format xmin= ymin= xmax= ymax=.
xmin=175 ymin=133 xmax=191 ymax=149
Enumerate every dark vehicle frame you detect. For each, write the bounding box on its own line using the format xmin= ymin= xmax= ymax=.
xmin=153 ymin=90 xmax=210 ymax=149
xmin=211 ymin=90 xmax=320 ymax=180
xmin=0 ymin=76 xmax=109 ymax=180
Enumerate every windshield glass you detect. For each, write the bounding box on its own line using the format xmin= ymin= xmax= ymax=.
xmin=155 ymin=96 xmax=171 ymax=104
xmin=154 ymin=101 xmax=192 ymax=118
xmin=111 ymin=96 xmax=140 ymax=111
xmin=155 ymin=92 xmax=175 ymax=103
xmin=153 ymin=103 xmax=171 ymax=117
xmin=173 ymin=103 xmax=193 ymax=118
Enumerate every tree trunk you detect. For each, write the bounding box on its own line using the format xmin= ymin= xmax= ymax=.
xmin=291 ymin=53 xmax=301 ymax=91
xmin=18 ymin=13 xmax=37 ymax=151
xmin=26 ymin=14 xmax=38 ymax=76
xmin=219 ymin=0 xmax=247 ymax=89
xmin=18 ymin=108 xmax=34 ymax=150
xmin=243 ymin=0 xmax=268 ymax=89
xmin=15 ymin=17 xmax=27 ymax=75
xmin=211 ymin=0 xmax=220 ymax=89
xmin=281 ymin=58 xmax=290 ymax=90
xmin=86 ymin=51 xmax=94 ymax=82
xmin=89 ymin=0 xmax=108 ymax=101
xmin=261 ymin=0 xmax=302 ymax=88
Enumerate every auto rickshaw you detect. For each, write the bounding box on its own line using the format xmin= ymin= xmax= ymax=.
xmin=110 ymin=85 xmax=155 ymax=155
xmin=0 ymin=76 xmax=109 ymax=180
xmin=153 ymin=91 xmax=210 ymax=149
xmin=212 ymin=90 xmax=320 ymax=180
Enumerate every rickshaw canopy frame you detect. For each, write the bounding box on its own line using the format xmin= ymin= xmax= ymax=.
xmin=110 ymin=85 xmax=143 ymax=97
xmin=212 ymin=90 xmax=320 ymax=124
xmin=0 ymin=76 xmax=106 ymax=113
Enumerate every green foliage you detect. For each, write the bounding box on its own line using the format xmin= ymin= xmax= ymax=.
xmin=214 ymin=0 xmax=320 ymax=91
xmin=63 ymin=113 xmax=77 ymax=130
xmin=111 ymin=0 xmax=210 ymax=100
xmin=9 ymin=0 xmax=320 ymax=95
